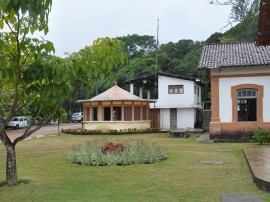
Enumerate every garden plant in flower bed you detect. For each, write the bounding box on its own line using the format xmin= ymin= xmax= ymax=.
xmin=66 ymin=139 xmax=166 ymax=166
xmin=61 ymin=128 xmax=161 ymax=135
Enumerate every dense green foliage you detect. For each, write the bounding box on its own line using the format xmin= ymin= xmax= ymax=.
xmin=253 ymin=127 xmax=270 ymax=145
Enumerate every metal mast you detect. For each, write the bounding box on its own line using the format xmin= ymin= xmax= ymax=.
xmin=153 ymin=18 xmax=159 ymax=128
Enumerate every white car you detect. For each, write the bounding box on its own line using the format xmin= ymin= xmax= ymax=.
xmin=71 ymin=112 xmax=83 ymax=122
xmin=6 ymin=116 xmax=28 ymax=129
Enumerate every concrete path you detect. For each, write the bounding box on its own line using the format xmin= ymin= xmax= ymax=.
xmin=6 ymin=122 xmax=82 ymax=139
xmin=196 ymin=133 xmax=212 ymax=142
xmin=244 ymin=147 xmax=270 ymax=191
xmin=221 ymin=193 xmax=263 ymax=202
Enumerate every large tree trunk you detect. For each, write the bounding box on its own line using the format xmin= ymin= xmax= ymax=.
xmin=6 ymin=144 xmax=17 ymax=185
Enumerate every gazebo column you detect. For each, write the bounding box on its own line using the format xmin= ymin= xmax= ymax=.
xmin=121 ymin=104 xmax=124 ymax=121
xmin=83 ymin=104 xmax=86 ymax=121
xmin=140 ymin=104 xmax=143 ymax=121
xmin=146 ymin=103 xmax=150 ymax=120
xmin=89 ymin=106 xmax=92 ymax=121
xmin=131 ymin=102 xmax=134 ymax=121
xmin=98 ymin=102 xmax=102 ymax=121
xmin=110 ymin=102 xmax=113 ymax=121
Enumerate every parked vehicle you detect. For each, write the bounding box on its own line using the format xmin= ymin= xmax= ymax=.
xmin=71 ymin=112 xmax=83 ymax=122
xmin=6 ymin=116 xmax=28 ymax=129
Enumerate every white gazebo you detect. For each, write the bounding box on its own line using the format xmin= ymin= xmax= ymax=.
xmin=77 ymin=83 xmax=151 ymax=131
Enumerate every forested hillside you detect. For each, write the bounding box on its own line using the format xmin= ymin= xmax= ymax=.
xmin=69 ymin=0 xmax=260 ymax=111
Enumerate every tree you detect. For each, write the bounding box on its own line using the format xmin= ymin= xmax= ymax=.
xmin=0 ymin=0 xmax=126 ymax=186
xmin=205 ymin=32 xmax=223 ymax=43
xmin=116 ymin=34 xmax=156 ymax=59
xmin=209 ymin=0 xmax=260 ymax=27
xmin=68 ymin=37 xmax=127 ymax=104
xmin=220 ymin=6 xmax=259 ymax=42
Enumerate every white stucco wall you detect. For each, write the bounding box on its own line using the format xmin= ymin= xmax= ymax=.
xmin=153 ymin=75 xmax=200 ymax=108
xmin=216 ymin=67 xmax=270 ymax=122
xmin=193 ymin=85 xmax=201 ymax=105
xmin=177 ymin=108 xmax=195 ymax=128
xmin=160 ymin=108 xmax=170 ymax=129
xmin=160 ymin=108 xmax=195 ymax=130
xmin=83 ymin=121 xmax=151 ymax=131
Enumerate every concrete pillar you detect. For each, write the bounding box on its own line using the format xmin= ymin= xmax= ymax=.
xmin=147 ymin=90 xmax=150 ymax=99
xmin=130 ymin=83 xmax=134 ymax=94
xmin=139 ymin=87 xmax=143 ymax=98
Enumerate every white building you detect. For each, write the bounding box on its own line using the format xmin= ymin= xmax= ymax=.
xmin=127 ymin=72 xmax=203 ymax=130
xmin=199 ymin=42 xmax=270 ymax=139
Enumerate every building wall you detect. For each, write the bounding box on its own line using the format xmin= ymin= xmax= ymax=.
xmin=155 ymin=75 xmax=199 ymax=108
xmin=83 ymin=121 xmax=151 ymax=131
xmin=177 ymin=108 xmax=195 ymax=128
xmin=210 ymin=66 xmax=270 ymax=138
xmin=159 ymin=108 xmax=195 ymax=130
xmin=160 ymin=108 xmax=170 ymax=129
xmin=219 ymin=76 xmax=270 ymax=122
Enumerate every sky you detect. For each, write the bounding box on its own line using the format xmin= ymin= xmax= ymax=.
xmin=45 ymin=0 xmax=232 ymax=57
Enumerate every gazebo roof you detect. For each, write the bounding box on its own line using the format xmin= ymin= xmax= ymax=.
xmin=77 ymin=83 xmax=145 ymax=103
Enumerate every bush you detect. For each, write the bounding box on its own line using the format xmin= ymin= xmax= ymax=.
xmin=253 ymin=127 xmax=270 ymax=145
xmin=66 ymin=139 xmax=167 ymax=166
xmin=61 ymin=128 xmax=161 ymax=135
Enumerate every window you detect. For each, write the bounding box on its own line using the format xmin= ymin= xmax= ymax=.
xmin=168 ymin=85 xmax=184 ymax=94
xmin=103 ymin=107 xmax=111 ymax=121
xmin=142 ymin=106 xmax=147 ymax=120
xmin=134 ymin=106 xmax=141 ymax=121
xmin=124 ymin=107 xmax=132 ymax=121
xmin=237 ymin=89 xmax=257 ymax=121
xmin=113 ymin=107 xmax=121 ymax=121
xmin=86 ymin=107 xmax=90 ymax=121
xmin=194 ymin=86 xmax=196 ymax=94
xmin=92 ymin=107 xmax=98 ymax=121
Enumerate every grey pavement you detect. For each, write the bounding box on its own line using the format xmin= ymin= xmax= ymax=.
xmin=196 ymin=133 xmax=212 ymax=142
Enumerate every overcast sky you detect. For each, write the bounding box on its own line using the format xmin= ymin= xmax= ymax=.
xmin=45 ymin=0 xmax=232 ymax=57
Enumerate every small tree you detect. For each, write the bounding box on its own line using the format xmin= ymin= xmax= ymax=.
xmin=0 ymin=0 xmax=126 ymax=186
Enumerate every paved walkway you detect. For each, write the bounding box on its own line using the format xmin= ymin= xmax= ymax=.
xmin=6 ymin=123 xmax=81 ymax=139
xmin=196 ymin=133 xmax=212 ymax=142
xmin=244 ymin=147 xmax=270 ymax=191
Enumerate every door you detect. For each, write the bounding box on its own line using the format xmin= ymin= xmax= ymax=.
xmin=170 ymin=108 xmax=177 ymax=129
xmin=150 ymin=109 xmax=160 ymax=129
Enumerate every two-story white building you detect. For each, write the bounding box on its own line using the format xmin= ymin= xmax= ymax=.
xmin=126 ymin=72 xmax=203 ymax=130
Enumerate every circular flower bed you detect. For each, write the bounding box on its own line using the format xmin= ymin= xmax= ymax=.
xmin=66 ymin=140 xmax=166 ymax=166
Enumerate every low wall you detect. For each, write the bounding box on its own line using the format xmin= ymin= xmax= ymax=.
xmin=210 ymin=122 xmax=270 ymax=139
xmin=83 ymin=121 xmax=151 ymax=131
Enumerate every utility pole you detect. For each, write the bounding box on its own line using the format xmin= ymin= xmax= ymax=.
xmin=153 ymin=18 xmax=159 ymax=128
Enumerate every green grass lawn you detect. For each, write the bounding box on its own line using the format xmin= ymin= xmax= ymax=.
xmin=0 ymin=133 xmax=269 ymax=202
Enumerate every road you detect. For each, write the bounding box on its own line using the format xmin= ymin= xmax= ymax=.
xmin=6 ymin=122 xmax=82 ymax=140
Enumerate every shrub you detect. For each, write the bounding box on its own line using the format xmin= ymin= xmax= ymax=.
xmin=66 ymin=139 xmax=166 ymax=166
xmin=253 ymin=127 xmax=270 ymax=145
xmin=101 ymin=142 xmax=126 ymax=154
xmin=61 ymin=128 xmax=161 ymax=135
